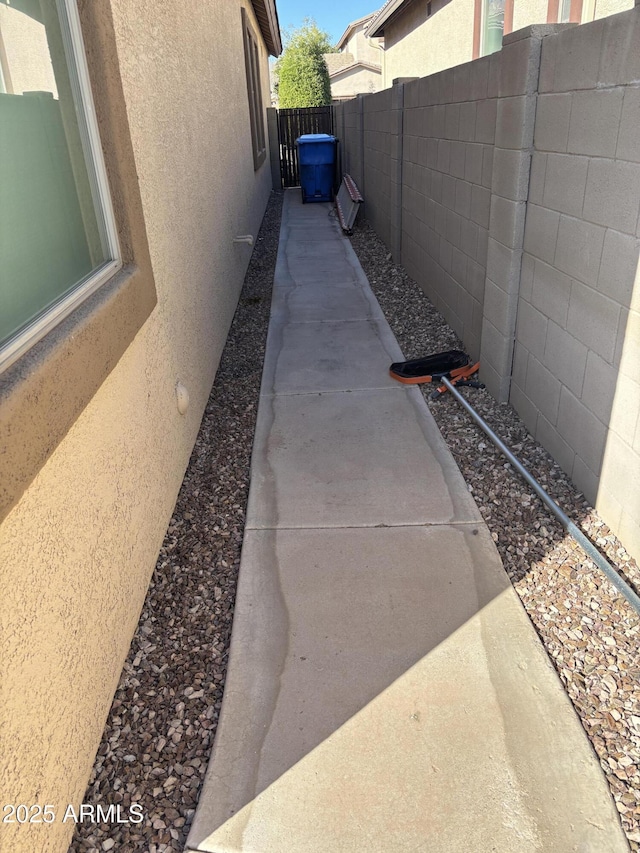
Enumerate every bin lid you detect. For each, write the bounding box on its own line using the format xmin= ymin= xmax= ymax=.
xmin=296 ymin=133 xmax=336 ymax=144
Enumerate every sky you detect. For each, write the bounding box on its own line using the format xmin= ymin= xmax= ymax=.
xmin=275 ymin=0 xmax=382 ymax=46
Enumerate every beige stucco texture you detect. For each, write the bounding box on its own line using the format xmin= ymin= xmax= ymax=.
xmin=511 ymin=0 xmax=632 ymax=29
xmin=377 ymin=0 xmax=634 ymax=86
xmin=0 ymin=2 xmax=272 ymax=852
xmin=0 ymin=3 xmax=58 ymax=95
xmin=382 ymin=0 xmax=476 ymax=85
xmin=340 ymin=20 xmax=381 ymax=65
xmin=594 ymin=0 xmax=635 ymax=19
xmin=328 ymin=16 xmax=383 ymax=101
xmin=331 ymin=64 xmax=382 ymax=99
xmin=512 ymin=0 xmax=550 ymax=31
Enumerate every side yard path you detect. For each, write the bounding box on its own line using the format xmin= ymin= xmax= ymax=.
xmin=349 ymin=217 xmax=640 ymax=850
xmin=70 ymin=192 xmax=283 ymax=853
xmin=70 ymin=192 xmax=639 ymax=853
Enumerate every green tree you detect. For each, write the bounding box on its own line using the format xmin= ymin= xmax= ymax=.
xmin=275 ymin=19 xmax=334 ymax=108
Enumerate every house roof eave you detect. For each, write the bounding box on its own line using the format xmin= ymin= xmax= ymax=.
xmin=329 ymin=60 xmax=382 ymax=78
xmin=366 ymin=0 xmax=412 ymax=38
xmin=251 ymin=0 xmax=282 ymax=56
xmin=335 ymin=11 xmax=378 ymax=50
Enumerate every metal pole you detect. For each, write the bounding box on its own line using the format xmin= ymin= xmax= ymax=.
xmin=441 ymin=376 xmax=640 ymax=617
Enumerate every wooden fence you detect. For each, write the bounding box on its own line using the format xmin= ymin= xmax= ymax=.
xmin=277 ymin=106 xmax=333 ymax=187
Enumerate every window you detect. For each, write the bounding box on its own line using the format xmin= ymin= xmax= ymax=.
xmin=0 ymin=0 xmax=157 ymax=524
xmin=241 ymin=8 xmax=266 ymax=171
xmin=0 ymin=0 xmax=121 ymax=373
xmin=547 ymin=0 xmax=583 ymax=23
xmin=480 ymin=0 xmax=506 ymax=55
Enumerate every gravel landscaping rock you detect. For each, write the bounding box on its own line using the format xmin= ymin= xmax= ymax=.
xmin=349 ymin=216 xmax=640 ymax=851
xmin=69 ymin=191 xmax=283 ymax=853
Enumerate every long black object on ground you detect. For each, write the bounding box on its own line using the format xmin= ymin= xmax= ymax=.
xmin=441 ymin=375 xmax=640 ymax=618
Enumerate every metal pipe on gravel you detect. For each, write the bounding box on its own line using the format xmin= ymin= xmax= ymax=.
xmin=441 ymin=375 xmax=640 ymax=618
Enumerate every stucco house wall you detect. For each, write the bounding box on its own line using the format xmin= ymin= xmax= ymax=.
xmin=340 ymin=17 xmax=383 ymax=65
xmin=380 ymin=0 xmax=477 ymax=85
xmin=594 ymin=0 xmax=635 ymax=17
xmin=327 ymin=12 xmax=383 ymax=101
xmin=0 ymin=3 xmax=58 ymax=94
xmin=330 ymin=64 xmax=382 ymax=100
xmin=374 ymin=0 xmax=634 ymax=83
xmin=511 ymin=0 xmax=633 ymax=29
xmin=512 ymin=0 xmax=550 ymax=30
xmin=0 ymin=2 xmax=277 ymax=851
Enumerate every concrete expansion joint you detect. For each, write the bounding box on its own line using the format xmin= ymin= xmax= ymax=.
xmin=259 ymin=385 xmax=410 ymax=399
xmin=279 ymin=317 xmax=376 ymax=326
xmin=245 ymin=520 xmax=485 ymax=532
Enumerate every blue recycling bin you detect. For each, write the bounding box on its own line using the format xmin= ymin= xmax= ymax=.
xmin=296 ymin=133 xmax=337 ymax=203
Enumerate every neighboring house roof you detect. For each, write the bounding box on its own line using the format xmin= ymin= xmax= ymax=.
xmin=251 ymin=0 xmax=282 ymax=56
xmin=367 ymin=0 xmax=409 ymax=37
xmin=335 ymin=10 xmax=379 ymax=50
xmin=324 ymin=52 xmax=355 ymax=74
xmin=329 ymin=60 xmax=382 ymax=78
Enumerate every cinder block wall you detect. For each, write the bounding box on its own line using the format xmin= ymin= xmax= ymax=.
xmin=401 ymin=56 xmax=499 ymax=360
xmin=362 ymin=86 xmax=404 ymax=257
xmin=480 ymin=28 xmax=549 ymax=400
xmin=336 ymin=6 xmax=640 ymax=561
xmin=338 ymin=98 xmax=364 ymax=194
xmin=512 ymin=9 xmax=640 ymax=555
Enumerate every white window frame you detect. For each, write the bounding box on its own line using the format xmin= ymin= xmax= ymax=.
xmin=0 ymin=0 xmax=122 ymax=374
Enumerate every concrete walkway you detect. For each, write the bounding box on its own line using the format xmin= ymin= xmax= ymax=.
xmin=186 ymin=190 xmax=628 ymax=853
